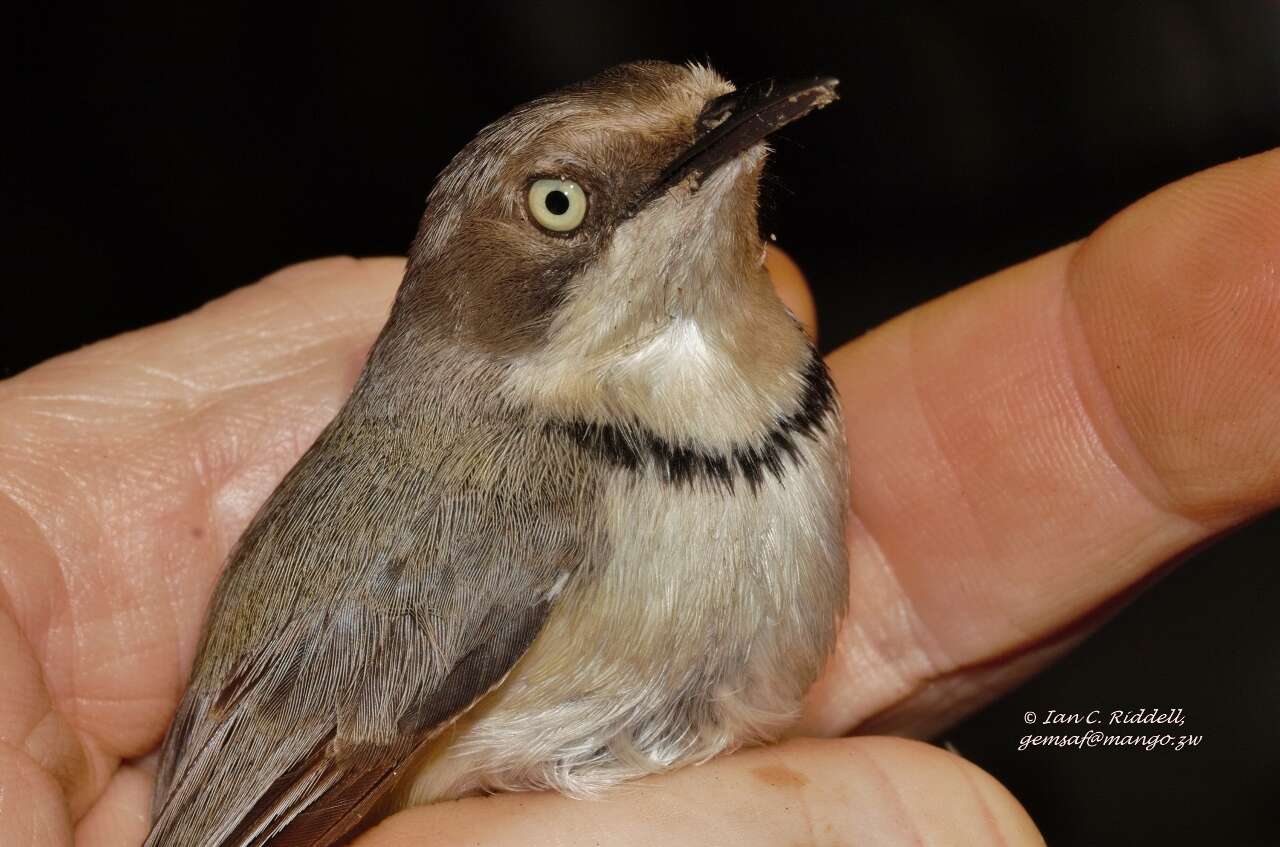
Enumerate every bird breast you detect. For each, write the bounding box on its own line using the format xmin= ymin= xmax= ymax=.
xmin=394 ymin=349 xmax=849 ymax=806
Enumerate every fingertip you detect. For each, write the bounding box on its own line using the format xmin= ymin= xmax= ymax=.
xmin=764 ymin=245 xmax=819 ymax=342
xmin=1067 ymin=147 xmax=1280 ymax=524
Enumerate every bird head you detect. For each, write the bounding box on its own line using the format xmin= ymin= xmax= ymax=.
xmin=385 ymin=61 xmax=838 ymax=444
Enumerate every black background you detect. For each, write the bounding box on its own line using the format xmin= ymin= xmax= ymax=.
xmin=8 ymin=2 xmax=1279 ymax=844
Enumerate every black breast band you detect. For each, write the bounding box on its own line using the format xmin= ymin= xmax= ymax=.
xmin=554 ymin=353 xmax=836 ymax=492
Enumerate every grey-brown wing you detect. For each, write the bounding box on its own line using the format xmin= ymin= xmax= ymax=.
xmin=148 ymin=598 xmax=552 ymax=847
xmin=146 ymin=419 xmax=594 ymax=847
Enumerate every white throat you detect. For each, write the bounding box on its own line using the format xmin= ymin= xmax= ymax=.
xmin=499 ymin=162 xmax=813 ymax=450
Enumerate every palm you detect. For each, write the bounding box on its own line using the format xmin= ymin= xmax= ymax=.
xmin=3 ymin=151 xmax=1277 ymax=846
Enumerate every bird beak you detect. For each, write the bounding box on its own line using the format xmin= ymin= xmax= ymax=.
xmin=647 ymin=75 xmax=840 ymax=201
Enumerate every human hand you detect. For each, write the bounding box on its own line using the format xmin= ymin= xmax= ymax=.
xmin=3 ymin=149 xmax=1277 ymax=846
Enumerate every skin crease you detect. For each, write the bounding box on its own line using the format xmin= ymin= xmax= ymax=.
xmin=0 ymin=146 xmax=1278 ymax=845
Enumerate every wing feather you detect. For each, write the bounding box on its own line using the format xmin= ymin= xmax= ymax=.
xmin=145 ymin=407 xmax=595 ymax=847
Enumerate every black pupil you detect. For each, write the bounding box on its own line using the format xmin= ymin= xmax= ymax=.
xmin=544 ymin=190 xmax=570 ymax=216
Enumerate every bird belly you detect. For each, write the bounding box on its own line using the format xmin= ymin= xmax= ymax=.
xmin=389 ymin=418 xmax=848 ymax=808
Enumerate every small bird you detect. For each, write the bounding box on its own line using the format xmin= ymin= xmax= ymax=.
xmin=145 ymin=61 xmax=848 ymax=847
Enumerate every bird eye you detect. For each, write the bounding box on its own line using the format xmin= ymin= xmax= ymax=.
xmin=528 ymin=178 xmax=588 ymax=233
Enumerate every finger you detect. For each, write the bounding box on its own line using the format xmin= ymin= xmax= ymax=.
xmin=356 ymin=737 xmax=1043 ymax=847
xmin=802 ymin=148 xmax=1280 ymax=736
xmin=765 ymin=245 xmax=818 ymax=341
xmin=72 ymin=764 xmax=152 ymax=847
xmin=0 ymin=738 xmax=74 ymax=846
